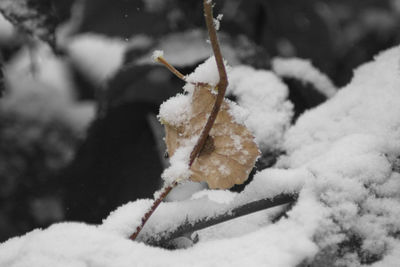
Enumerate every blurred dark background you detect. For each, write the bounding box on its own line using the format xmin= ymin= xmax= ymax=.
xmin=0 ymin=0 xmax=399 ymax=242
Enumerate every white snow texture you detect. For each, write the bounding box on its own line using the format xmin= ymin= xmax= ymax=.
xmin=272 ymin=57 xmax=337 ymax=98
xmin=2 ymin=45 xmax=400 ymax=266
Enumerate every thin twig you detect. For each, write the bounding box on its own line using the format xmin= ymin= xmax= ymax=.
xmin=130 ymin=0 xmax=228 ymax=241
xmin=143 ymin=194 xmax=298 ymax=247
xmin=189 ymin=0 xmax=228 ymax=166
xmin=155 ymin=56 xmax=209 ymax=87
xmin=129 ymin=181 xmax=177 ymax=240
xmin=155 ymin=56 xmax=186 ymax=81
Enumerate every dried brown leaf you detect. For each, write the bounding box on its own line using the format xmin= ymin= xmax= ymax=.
xmin=164 ymin=84 xmax=260 ymax=189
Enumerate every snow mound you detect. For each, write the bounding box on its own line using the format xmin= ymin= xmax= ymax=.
xmin=281 ymin=46 xmax=400 ymax=167
xmin=275 ymin=46 xmax=400 ymax=266
xmin=185 ymin=56 xmax=230 ymax=88
xmin=2 ymin=46 xmax=400 ymax=266
xmin=2 ymin=44 xmax=95 ymax=131
xmin=66 ymin=34 xmax=127 ymax=85
xmin=158 ymin=94 xmax=192 ymax=127
xmin=137 ymin=29 xmax=241 ymax=67
xmin=0 ymin=13 xmax=14 ymax=44
xmin=272 ymin=57 xmax=337 ymax=98
xmin=228 ymin=66 xmax=293 ymax=151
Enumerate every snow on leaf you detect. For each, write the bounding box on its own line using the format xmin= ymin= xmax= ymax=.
xmin=162 ymin=84 xmax=260 ymax=189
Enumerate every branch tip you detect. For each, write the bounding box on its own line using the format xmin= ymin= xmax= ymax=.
xmin=152 ymin=50 xmax=186 ymax=81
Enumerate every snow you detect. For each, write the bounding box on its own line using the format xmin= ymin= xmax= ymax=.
xmin=137 ymin=29 xmax=241 ymax=67
xmin=66 ymin=34 xmax=127 ymax=85
xmin=272 ymin=57 xmax=337 ymax=98
xmin=185 ymin=56 xmax=229 ymax=87
xmin=191 ymin=189 xmax=236 ymax=204
xmin=228 ymin=65 xmax=294 ymax=151
xmin=161 ymin=138 xmax=195 ymax=184
xmin=237 ymin=168 xmax=310 ymax=204
xmin=166 ymin=181 xmax=207 ymax=201
xmin=281 ymin=47 xmax=400 ymax=167
xmin=151 ymin=50 xmax=164 ymax=62
xmin=158 ymin=93 xmax=192 ymax=127
xmin=2 ymin=44 xmax=95 ymax=132
xmin=213 ymin=14 xmax=223 ymax=31
xmin=0 ymin=0 xmax=52 ymax=43
xmin=274 ymin=46 xmax=400 ymax=265
xmin=143 ymin=0 xmax=167 ymax=13
xmin=0 ymin=13 xmax=14 ymax=43
xmin=226 ymin=99 xmax=249 ymax=125
xmin=0 ymin=213 xmax=318 ymax=267
xmin=1 ymin=44 xmax=400 ymax=266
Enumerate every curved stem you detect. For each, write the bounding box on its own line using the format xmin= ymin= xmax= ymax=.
xmin=130 ymin=0 xmax=227 ymax=241
xmin=189 ymin=0 xmax=228 ymax=166
xmin=155 ymin=56 xmax=186 ymax=81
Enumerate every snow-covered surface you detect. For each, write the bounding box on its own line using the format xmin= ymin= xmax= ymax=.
xmin=158 ymin=93 xmax=192 ymax=127
xmin=137 ymin=29 xmax=241 ymax=67
xmin=0 ymin=13 xmax=14 ymax=43
xmin=184 ymin=56 xmax=230 ymax=89
xmin=2 ymin=44 xmax=95 ymax=131
xmin=228 ymin=65 xmax=293 ymax=151
xmin=161 ymin=137 xmax=195 ymax=184
xmin=66 ymin=34 xmax=127 ymax=85
xmin=0 ymin=0 xmax=53 ymax=43
xmin=65 ymin=33 xmax=157 ymax=86
xmin=276 ymin=46 xmax=400 ymax=266
xmin=166 ymin=181 xmax=207 ymax=201
xmin=272 ymin=57 xmax=337 ymax=98
xmin=1 ymin=46 xmax=400 ymax=266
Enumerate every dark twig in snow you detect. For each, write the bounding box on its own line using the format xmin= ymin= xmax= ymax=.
xmin=143 ymin=194 xmax=298 ymax=248
xmin=130 ymin=0 xmax=228 ymax=241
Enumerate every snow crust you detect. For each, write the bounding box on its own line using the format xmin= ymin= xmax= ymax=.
xmin=2 ymin=46 xmax=400 ymax=266
xmin=272 ymin=57 xmax=337 ymax=98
